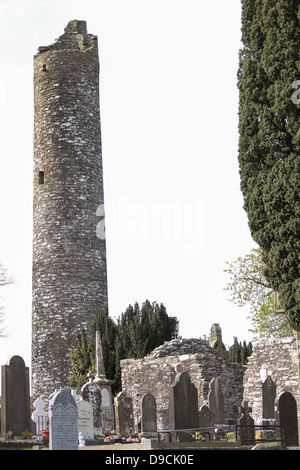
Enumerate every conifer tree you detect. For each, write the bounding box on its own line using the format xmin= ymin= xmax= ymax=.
xmin=229 ymin=337 xmax=253 ymax=364
xmin=69 ymin=301 xmax=179 ymax=394
xmin=237 ymin=0 xmax=300 ymax=330
xmin=69 ymin=327 xmax=95 ymax=391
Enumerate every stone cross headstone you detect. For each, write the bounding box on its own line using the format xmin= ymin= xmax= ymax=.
xmin=199 ymin=404 xmax=214 ymax=428
xmin=141 ymin=393 xmax=157 ymax=436
xmin=169 ymin=372 xmax=199 ymax=442
xmin=275 ymin=391 xmax=299 ymax=446
xmin=31 ymin=397 xmax=48 ymax=436
xmin=238 ymin=400 xmax=255 ymax=445
xmin=208 ymin=377 xmax=225 ymax=424
xmin=49 ymin=388 xmax=78 ymax=450
xmin=81 ymin=372 xmax=103 ymax=436
xmin=1 ymin=355 xmax=31 ymax=437
xmin=262 ymin=375 xmax=276 ymax=424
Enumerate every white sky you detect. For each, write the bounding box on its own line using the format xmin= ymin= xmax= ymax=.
xmin=0 ymin=0 xmax=257 ymax=372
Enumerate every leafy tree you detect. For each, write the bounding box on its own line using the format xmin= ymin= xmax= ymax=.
xmin=224 ymin=247 xmax=294 ymax=340
xmin=237 ymin=0 xmax=300 ymax=331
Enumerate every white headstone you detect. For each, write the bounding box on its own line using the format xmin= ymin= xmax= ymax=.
xmin=49 ymin=388 xmax=78 ymax=450
xmin=31 ymin=397 xmax=48 ymax=436
xmin=77 ymin=398 xmax=94 ymax=440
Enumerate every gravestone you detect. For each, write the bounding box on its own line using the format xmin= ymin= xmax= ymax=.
xmin=99 ymin=386 xmax=114 ymax=435
xmin=208 ymin=377 xmax=225 ymax=424
xmin=31 ymin=397 xmax=48 ymax=436
xmin=262 ymin=375 xmax=276 ymax=425
xmin=81 ymin=372 xmax=103 ymax=436
xmin=114 ymin=391 xmax=135 ymax=436
xmin=77 ymin=397 xmax=99 ymax=445
xmin=238 ymin=401 xmax=255 ymax=445
xmin=169 ymin=372 xmax=199 ymax=442
xmin=49 ymin=388 xmax=78 ymax=450
xmin=199 ymin=404 xmax=214 ymax=428
xmin=141 ymin=393 xmax=157 ymax=436
xmin=275 ymin=391 xmax=299 ymax=446
xmin=1 ymin=355 xmax=31 ymax=437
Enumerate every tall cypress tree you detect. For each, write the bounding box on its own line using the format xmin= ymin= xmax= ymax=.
xmin=237 ymin=0 xmax=300 ymax=330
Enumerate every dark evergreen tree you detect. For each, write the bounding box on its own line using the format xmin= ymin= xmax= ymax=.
xmin=69 ymin=300 xmax=179 ymax=394
xmin=69 ymin=327 xmax=94 ymax=391
xmin=237 ymin=0 xmax=300 ymax=330
xmin=115 ymin=300 xmax=179 ymax=360
xmin=229 ymin=337 xmax=253 ymax=364
xmin=114 ymin=300 xmax=179 ymax=392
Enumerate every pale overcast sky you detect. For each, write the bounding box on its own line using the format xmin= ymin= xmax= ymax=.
xmin=0 ymin=0 xmax=256 ymax=372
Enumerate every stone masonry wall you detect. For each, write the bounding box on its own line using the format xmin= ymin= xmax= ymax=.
xmin=242 ymin=336 xmax=300 ymax=428
xmin=120 ymin=338 xmax=245 ymax=431
xmin=32 ymin=20 xmax=108 ymax=400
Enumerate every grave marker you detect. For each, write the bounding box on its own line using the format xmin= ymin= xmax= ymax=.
xmin=77 ymin=398 xmax=94 ymax=440
xmin=238 ymin=400 xmax=255 ymax=445
xmin=114 ymin=391 xmax=135 ymax=436
xmin=141 ymin=393 xmax=157 ymax=436
xmin=31 ymin=397 xmax=48 ymax=436
xmin=275 ymin=391 xmax=299 ymax=446
xmin=81 ymin=372 xmax=103 ymax=436
xmin=199 ymin=404 xmax=214 ymax=428
xmin=1 ymin=355 xmax=31 ymax=437
xmin=208 ymin=377 xmax=225 ymax=424
xmin=262 ymin=375 xmax=276 ymax=425
xmin=49 ymin=388 xmax=78 ymax=450
xmin=169 ymin=372 xmax=199 ymax=441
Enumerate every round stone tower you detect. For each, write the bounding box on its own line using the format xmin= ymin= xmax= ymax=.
xmin=32 ymin=20 xmax=108 ymax=399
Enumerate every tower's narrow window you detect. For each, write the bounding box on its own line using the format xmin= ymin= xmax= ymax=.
xmin=38 ymin=171 xmax=45 ymax=185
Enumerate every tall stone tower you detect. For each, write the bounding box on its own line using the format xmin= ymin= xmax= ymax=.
xmin=32 ymin=20 xmax=108 ymax=399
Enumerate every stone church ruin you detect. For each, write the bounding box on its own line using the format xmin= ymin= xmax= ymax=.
xmin=115 ymin=324 xmax=300 ymax=444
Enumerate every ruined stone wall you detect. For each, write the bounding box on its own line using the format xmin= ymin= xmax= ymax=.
xmin=120 ymin=338 xmax=245 ymax=431
xmin=32 ymin=20 xmax=108 ymax=400
xmin=242 ymin=336 xmax=300 ymax=426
